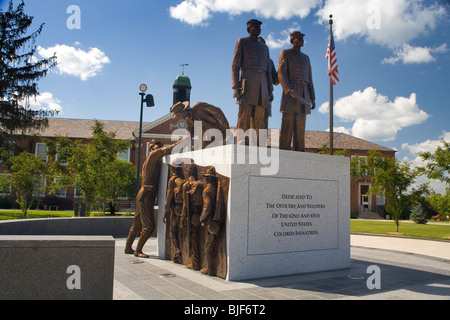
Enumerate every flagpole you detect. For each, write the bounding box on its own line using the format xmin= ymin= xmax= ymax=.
xmin=329 ymin=14 xmax=334 ymax=156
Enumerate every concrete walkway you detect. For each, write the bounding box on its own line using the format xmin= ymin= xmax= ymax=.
xmin=352 ymin=234 xmax=450 ymax=261
xmin=113 ymin=234 xmax=450 ymax=301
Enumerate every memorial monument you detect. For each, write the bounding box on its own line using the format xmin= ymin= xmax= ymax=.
xmin=127 ymin=19 xmax=350 ymax=282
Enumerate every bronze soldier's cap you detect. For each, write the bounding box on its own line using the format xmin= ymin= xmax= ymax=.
xmin=290 ymin=31 xmax=305 ymax=40
xmin=202 ymin=166 xmax=217 ymax=177
xmin=171 ymin=101 xmax=189 ymax=115
xmin=247 ymin=19 xmax=262 ymax=28
xmin=168 ymin=162 xmax=182 ymax=168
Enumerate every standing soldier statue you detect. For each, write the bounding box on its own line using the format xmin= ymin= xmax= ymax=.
xmin=163 ymin=163 xmax=186 ymax=261
xmin=278 ymin=31 xmax=316 ymax=152
xmin=124 ymin=139 xmax=183 ymax=258
xmin=181 ymin=164 xmax=204 ymax=270
xmin=257 ymin=36 xmax=279 ymax=130
xmin=232 ymin=19 xmax=273 ymax=145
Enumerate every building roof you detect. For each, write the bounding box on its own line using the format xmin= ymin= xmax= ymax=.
xmin=34 ymin=118 xmax=150 ymax=140
xmin=173 ymin=75 xmax=192 ymax=88
xmin=29 ymin=117 xmax=395 ymax=153
xmin=308 ymin=130 xmax=395 ymax=152
xmin=267 ymin=129 xmax=395 ymax=152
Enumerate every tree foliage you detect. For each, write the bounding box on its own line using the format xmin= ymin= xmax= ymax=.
xmin=426 ymin=192 xmax=449 ymax=221
xmin=0 ymin=0 xmax=57 ymax=153
xmin=350 ymin=151 xmax=425 ymax=232
xmin=0 ymin=151 xmax=46 ymax=218
xmin=46 ymin=121 xmax=136 ymax=215
xmin=418 ymin=140 xmax=450 ymax=189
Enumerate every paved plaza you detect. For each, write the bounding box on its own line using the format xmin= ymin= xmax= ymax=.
xmin=113 ymin=234 xmax=450 ymax=301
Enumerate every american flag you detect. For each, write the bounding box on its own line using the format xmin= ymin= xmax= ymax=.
xmin=326 ymin=30 xmax=339 ymax=85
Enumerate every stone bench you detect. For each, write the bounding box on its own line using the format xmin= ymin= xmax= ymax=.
xmin=0 ymin=236 xmax=115 ymax=300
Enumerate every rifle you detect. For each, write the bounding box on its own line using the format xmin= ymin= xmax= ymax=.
xmin=289 ymin=90 xmax=312 ymax=107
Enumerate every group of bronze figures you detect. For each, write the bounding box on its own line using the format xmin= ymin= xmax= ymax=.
xmin=233 ymin=19 xmax=315 ymax=151
xmin=124 ymin=19 xmax=315 ymax=278
xmin=124 ymin=138 xmax=228 ymax=278
xmin=164 ymin=161 xmax=228 ymax=278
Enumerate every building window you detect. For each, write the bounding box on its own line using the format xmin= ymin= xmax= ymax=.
xmin=74 ymin=182 xmax=82 ymax=198
xmin=118 ymin=148 xmax=130 ymax=162
xmin=0 ymin=174 xmax=12 ymax=196
xmin=32 ymin=177 xmax=46 ymax=197
xmin=351 ymin=155 xmax=368 ymax=176
xmin=35 ymin=143 xmax=48 ymax=163
xmin=53 ymin=178 xmax=67 ymax=198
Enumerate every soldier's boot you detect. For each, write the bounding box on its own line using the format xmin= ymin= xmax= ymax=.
xmin=134 ymin=228 xmax=151 ymax=258
xmin=171 ymin=236 xmax=182 ymax=260
xmin=124 ymin=228 xmax=138 ymax=254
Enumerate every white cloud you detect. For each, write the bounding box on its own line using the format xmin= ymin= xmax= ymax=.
xmin=325 ymin=126 xmax=352 ymax=135
xmin=402 ymin=131 xmax=450 ymax=160
xmin=382 ymin=43 xmax=448 ymax=65
xmin=27 ymin=92 xmax=62 ymax=113
xmin=170 ymin=0 xmax=321 ymax=26
xmin=317 ymin=0 xmax=446 ymax=47
xmin=38 ymin=45 xmax=111 ymax=81
xmin=319 ymin=87 xmax=429 ymax=142
xmin=264 ymin=22 xmax=301 ymax=50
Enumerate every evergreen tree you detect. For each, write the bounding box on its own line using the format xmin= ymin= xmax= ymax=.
xmin=0 ymin=0 xmax=57 ymax=154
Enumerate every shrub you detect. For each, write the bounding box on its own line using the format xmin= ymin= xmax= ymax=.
xmin=410 ymin=204 xmax=427 ymax=224
xmin=0 ymin=197 xmax=12 ymax=209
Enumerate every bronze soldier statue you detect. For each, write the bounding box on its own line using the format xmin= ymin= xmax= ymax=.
xmin=199 ymin=166 xmax=224 ymax=276
xmin=163 ymin=163 xmax=185 ymax=261
xmin=278 ymin=31 xmax=316 ymax=152
xmin=181 ymin=164 xmax=204 ymax=270
xmin=232 ymin=19 xmax=273 ymax=145
xmin=258 ymin=36 xmax=279 ymax=130
xmin=124 ymin=139 xmax=183 ymax=258
xmin=171 ymin=101 xmax=230 ymax=149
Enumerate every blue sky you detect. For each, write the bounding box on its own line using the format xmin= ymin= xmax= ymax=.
xmin=2 ymin=0 xmax=449 ymax=192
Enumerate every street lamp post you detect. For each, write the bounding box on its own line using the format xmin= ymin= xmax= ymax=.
xmin=136 ymin=84 xmax=155 ymax=195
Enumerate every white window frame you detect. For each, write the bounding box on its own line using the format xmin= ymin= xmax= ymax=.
xmin=32 ymin=176 xmax=46 ymax=197
xmin=0 ymin=174 xmax=12 ymax=196
xmin=53 ymin=177 xmax=67 ymax=198
xmin=35 ymin=143 xmax=48 ymax=163
xmin=118 ymin=148 xmax=131 ymax=162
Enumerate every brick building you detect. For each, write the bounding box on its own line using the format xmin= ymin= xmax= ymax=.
xmin=1 ymin=114 xmax=395 ymax=216
xmin=1 ymin=73 xmax=395 ymax=216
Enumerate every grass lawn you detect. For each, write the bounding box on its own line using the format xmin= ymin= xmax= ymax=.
xmin=351 ymin=220 xmax=450 ymax=241
xmin=0 ymin=210 xmax=131 ymax=220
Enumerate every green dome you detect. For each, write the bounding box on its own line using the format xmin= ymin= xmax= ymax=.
xmin=173 ymin=75 xmax=192 ymax=88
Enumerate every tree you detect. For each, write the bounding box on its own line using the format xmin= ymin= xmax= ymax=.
xmin=418 ymin=140 xmax=449 ymax=189
xmin=351 ymin=151 xmax=424 ymax=232
xmin=427 ymin=192 xmax=450 ymax=221
xmin=97 ymin=158 xmax=136 ymax=214
xmin=0 ymin=152 xmax=46 ymax=218
xmin=0 ymin=1 xmax=57 ymax=154
xmin=46 ymin=121 xmax=135 ymax=215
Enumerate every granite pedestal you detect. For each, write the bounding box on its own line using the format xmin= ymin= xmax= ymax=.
xmin=0 ymin=236 xmax=115 ymax=300
xmin=157 ymin=145 xmax=350 ymax=281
